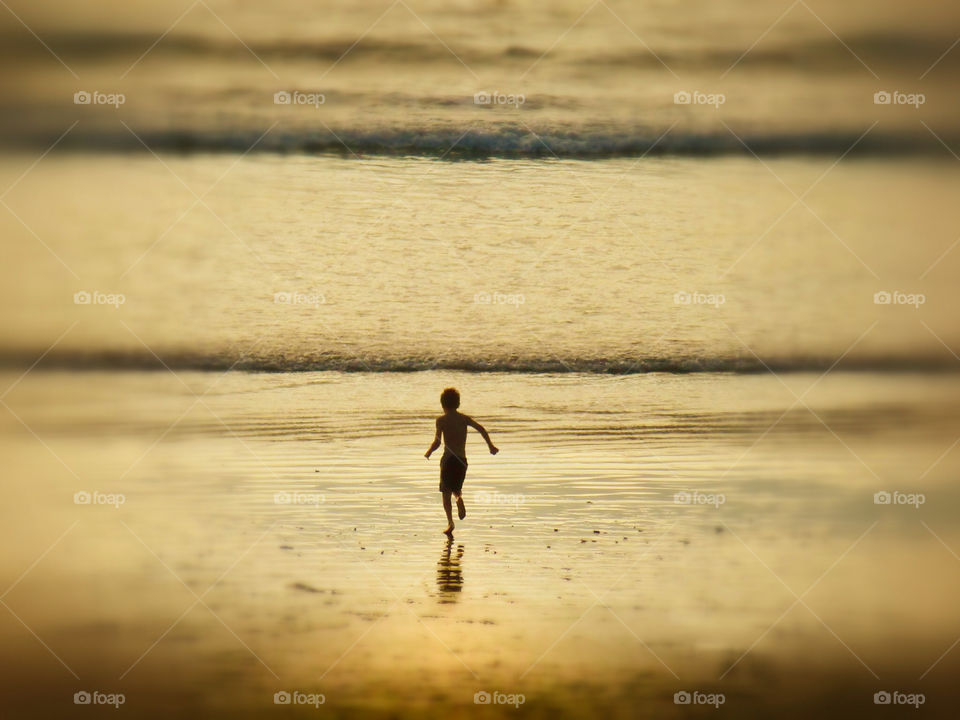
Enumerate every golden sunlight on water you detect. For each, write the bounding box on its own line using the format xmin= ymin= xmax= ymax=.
xmin=2 ymin=0 xmax=960 ymax=717
xmin=2 ymin=370 xmax=960 ymax=716
xmin=0 ymin=155 xmax=958 ymax=370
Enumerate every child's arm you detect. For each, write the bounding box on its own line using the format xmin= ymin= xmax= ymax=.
xmin=465 ymin=415 xmax=499 ymax=455
xmin=425 ymin=418 xmax=442 ymax=459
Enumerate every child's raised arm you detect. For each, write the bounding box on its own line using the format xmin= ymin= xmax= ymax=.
xmin=425 ymin=418 xmax=442 ymax=459
xmin=466 ymin=415 xmax=499 ymax=455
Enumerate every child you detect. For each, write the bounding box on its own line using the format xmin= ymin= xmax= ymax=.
xmin=425 ymin=387 xmax=498 ymax=535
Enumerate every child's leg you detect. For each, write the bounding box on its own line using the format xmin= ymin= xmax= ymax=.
xmin=456 ymin=491 xmax=466 ymax=520
xmin=441 ymin=490 xmax=454 ymax=534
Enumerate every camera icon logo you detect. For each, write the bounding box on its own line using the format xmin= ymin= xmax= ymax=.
xmin=873 ymin=291 xmax=891 ymax=305
xmin=274 ymin=691 xmax=291 ymax=704
xmin=674 ymin=691 xmax=692 ymax=704
xmin=274 ymin=291 xmax=292 ymax=304
xmin=874 ymin=491 xmax=891 ymax=505
xmin=674 ymin=491 xmax=691 ymax=505
xmin=74 ymin=691 xmax=92 ymax=704
xmin=674 ymin=91 xmax=691 ymax=105
xmin=74 ymin=91 xmax=91 ymax=105
xmin=274 ymin=91 xmax=292 ymax=105
xmin=74 ymin=491 xmax=91 ymax=505
xmin=873 ymin=91 xmax=891 ymax=105
xmin=74 ymin=291 xmax=91 ymax=305
xmin=474 ymin=691 xmax=491 ymax=704
xmin=874 ymin=691 xmax=891 ymax=704
xmin=474 ymin=92 xmax=491 ymax=105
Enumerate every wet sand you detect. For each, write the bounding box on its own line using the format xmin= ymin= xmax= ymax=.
xmin=2 ymin=370 xmax=960 ymax=717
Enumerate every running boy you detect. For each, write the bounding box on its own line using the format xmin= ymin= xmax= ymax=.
xmin=424 ymin=387 xmax=498 ymax=535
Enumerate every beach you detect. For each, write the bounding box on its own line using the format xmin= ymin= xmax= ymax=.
xmin=3 ymin=369 xmax=960 ymax=717
xmin=2 ymin=0 xmax=960 ymax=715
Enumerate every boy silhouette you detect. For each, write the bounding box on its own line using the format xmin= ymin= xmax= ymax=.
xmin=425 ymin=387 xmax=498 ymax=535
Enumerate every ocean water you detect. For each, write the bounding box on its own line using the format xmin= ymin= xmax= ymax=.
xmin=2 ymin=0 xmax=960 ymax=717
xmin=2 ymin=0 xmax=958 ymax=371
xmin=2 ymin=0 xmax=960 ymax=154
xmin=1 ymin=153 xmax=959 ymax=371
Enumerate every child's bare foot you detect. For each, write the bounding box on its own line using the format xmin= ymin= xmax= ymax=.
xmin=443 ymin=523 xmax=454 ymax=535
xmin=456 ymin=496 xmax=466 ymax=520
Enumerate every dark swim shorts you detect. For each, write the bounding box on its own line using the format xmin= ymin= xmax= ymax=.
xmin=439 ymin=451 xmax=468 ymax=494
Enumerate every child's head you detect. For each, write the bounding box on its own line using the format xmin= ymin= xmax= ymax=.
xmin=440 ymin=387 xmax=460 ymax=411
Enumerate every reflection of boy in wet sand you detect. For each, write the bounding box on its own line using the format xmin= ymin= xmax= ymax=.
xmin=425 ymin=387 xmax=498 ymax=535
xmin=437 ymin=539 xmax=465 ymax=596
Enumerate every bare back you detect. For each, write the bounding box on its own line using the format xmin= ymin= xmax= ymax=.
xmin=436 ymin=411 xmax=471 ymax=459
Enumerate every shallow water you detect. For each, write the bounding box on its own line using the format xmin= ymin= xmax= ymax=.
xmin=1 ymin=154 xmax=958 ymax=371
xmin=3 ymin=369 xmax=960 ymax=716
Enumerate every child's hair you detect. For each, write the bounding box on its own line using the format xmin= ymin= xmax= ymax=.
xmin=440 ymin=387 xmax=461 ymax=410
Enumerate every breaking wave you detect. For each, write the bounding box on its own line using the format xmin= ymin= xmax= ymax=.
xmin=8 ymin=126 xmax=948 ymax=158
xmin=0 ymin=350 xmax=952 ymax=374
